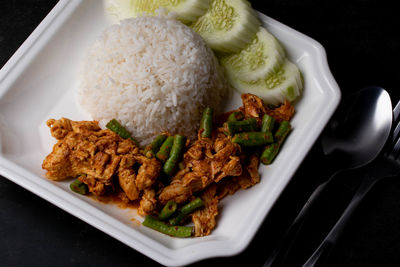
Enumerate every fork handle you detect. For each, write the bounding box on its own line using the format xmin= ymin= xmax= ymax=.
xmin=302 ymin=174 xmax=380 ymax=267
xmin=264 ymin=172 xmax=339 ymax=267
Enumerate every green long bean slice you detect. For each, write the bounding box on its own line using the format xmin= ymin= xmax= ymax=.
xmin=224 ymin=118 xmax=258 ymax=136
xmin=261 ymin=114 xmax=275 ymax=133
xmin=158 ymin=200 xmax=178 ymax=220
xmin=142 ymin=216 xmax=193 ymax=238
xmin=169 ymin=197 xmax=204 ymax=226
xmin=275 ymin=121 xmax=291 ymax=144
xmin=200 ymin=107 xmax=213 ymax=138
xmin=156 ymin=136 xmax=174 ymax=162
xmin=260 ymin=143 xmax=279 ymax=165
xmin=144 ymin=134 xmax=168 ymax=158
xmin=227 ymin=111 xmax=244 ymax=122
xmin=163 ymin=134 xmax=186 ymax=176
xmin=106 ymin=119 xmax=139 ymax=146
xmin=70 ymin=179 xmax=88 ymax=195
xmin=232 ymin=131 xmax=274 ymax=147
xmin=260 ymin=121 xmax=291 ymax=165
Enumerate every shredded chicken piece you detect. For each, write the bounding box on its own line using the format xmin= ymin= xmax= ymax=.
xmin=158 ymin=181 xmax=193 ymax=205
xmin=79 ymin=174 xmax=108 ymax=195
xmin=214 ymin=156 xmax=242 ymax=182
xmin=241 ymin=93 xmax=295 ymax=123
xmin=46 ymin=118 xmax=73 ymax=139
xmin=214 ymin=154 xmax=260 ymax=199
xmin=192 ymin=184 xmax=219 ymax=237
xmin=266 ymin=100 xmax=295 ymax=122
xmin=246 ymin=154 xmax=261 ymax=185
xmin=241 ymin=93 xmax=266 ymax=118
xmin=215 ymin=177 xmax=241 ymax=200
xmin=138 ymin=189 xmax=157 ymax=216
xmin=135 ymin=155 xmax=161 ymax=191
xmin=236 ymin=154 xmax=261 ymax=190
xmin=210 ymin=136 xmax=240 ymax=177
xmin=118 ymin=155 xmax=139 ymax=200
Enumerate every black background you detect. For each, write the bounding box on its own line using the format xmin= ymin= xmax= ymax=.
xmin=1 ymin=1 xmax=400 ymax=266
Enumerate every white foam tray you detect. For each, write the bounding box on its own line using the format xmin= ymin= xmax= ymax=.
xmin=0 ymin=1 xmax=340 ymax=266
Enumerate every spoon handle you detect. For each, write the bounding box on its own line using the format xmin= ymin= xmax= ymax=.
xmin=264 ymin=173 xmax=338 ymax=267
xmin=302 ymin=174 xmax=380 ymax=267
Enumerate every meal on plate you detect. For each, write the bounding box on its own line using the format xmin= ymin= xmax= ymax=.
xmin=42 ymin=0 xmax=303 ymax=237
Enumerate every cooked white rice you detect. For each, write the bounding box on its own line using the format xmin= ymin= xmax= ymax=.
xmin=77 ymin=15 xmax=228 ymax=145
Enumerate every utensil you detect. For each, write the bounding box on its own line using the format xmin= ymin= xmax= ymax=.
xmin=303 ymin=99 xmax=400 ymax=266
xmin=264 ymin=86 xmax=393 ymax=267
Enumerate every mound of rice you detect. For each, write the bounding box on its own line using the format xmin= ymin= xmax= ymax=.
xmin=77 ymin=15 xmax=229 ymax=145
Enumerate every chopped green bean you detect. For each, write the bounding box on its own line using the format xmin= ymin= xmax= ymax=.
xmin=156 ymin=136 xmax=174 ymax=162
xmin=232 ymin=131 xmax=274 ymax=147
xmin=261 ymin=114 xmax=276 ymax=133
xmin=200 ymin=107 xmax=213 ymax=138
xmin=169 ymin=197 xmax=204 ymax=226
xmin=163 ymin=134 xmax=186 ymax=176
xmin=158 ymin=200 xmax=178 ymax=220
xmin=142 ymin=216 xmax=193 ymax=238
xmin=106 ymin=119 xmax=139 ymax=146
xmin=275 ymin=121 xmax=291 ymax=145
xmin=70 ymin=179 xmax=88 ymax=195
xmin=144 ymin=134 xmax=168 ymax=158
xmin=224 ymin=118 xmax=258 ymax=136
xmin=260 ymin=121 xmax=291 ymax=165
xmin=227 ymin=111 xmax=244 ymax=122
xmin=260 ymin=143 xmax=280 ymax=165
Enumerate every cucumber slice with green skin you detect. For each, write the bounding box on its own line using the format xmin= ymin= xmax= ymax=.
xmin=191 ymin=0 xmax=260 ymax=53
xmin=132 ymin=0 xmax=211 ymax=23
xmin=229 ymin=59 xmax=303 ymax=105
xmin=220 ymin=27 xmax=286 ymax=82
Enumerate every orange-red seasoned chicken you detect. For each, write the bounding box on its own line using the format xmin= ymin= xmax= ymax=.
xmin=42 ymin=93 xmax=292 ymax=237
xmin=192 ymin=184 xmax=219 ymax=237
xmin=241 ymin=93 xmax=266 ymax=118
xmin=240 ymin=93 xmax=295 ymax=122
xmin=42 ymin=118 xmax=161 ymax=198
xmin=158 ymin=133 xmax=242 ymax=205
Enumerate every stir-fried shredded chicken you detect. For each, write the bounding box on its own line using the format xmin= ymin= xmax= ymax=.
xmin=138 ymin=189 xmax=157 ymax=216
xmin=239 ymin=94 xmax=295 ymax=122
xmin=158 ymin=134 xmax=242 ymax=205
xmin=192 ymin=184 xmax=219 ymax=237
xmin=42 ymin=94 xmax=294 ymax=237
xmin=241 ymin=93 xmax=266 ymax=118
xmin=42 ymin=118 xmax=161 ymax=199
xmin=265 ymin=99 xmax=295 ymax=122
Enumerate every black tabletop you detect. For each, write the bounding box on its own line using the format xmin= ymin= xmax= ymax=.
xmin=1 ymin=1 xmax=400 ymax=266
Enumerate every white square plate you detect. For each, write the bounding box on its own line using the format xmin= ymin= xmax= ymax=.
xmin=0 ymin=0 xmax=340 ymax=266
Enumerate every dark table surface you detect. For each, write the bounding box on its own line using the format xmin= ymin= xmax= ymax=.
xmin=1 ymin=1 xmax=400 ymax=266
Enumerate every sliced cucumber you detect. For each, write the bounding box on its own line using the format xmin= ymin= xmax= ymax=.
xmin=132 ymin=0 xmax=211 ymax=23
xmin=105 ymin=0 xmax=210 ymax=23
xmin=220 ymin=27 xmax=286 ymax=82
xmin=166 ymin=0 xmax=212 ymax=23
xmin=104 ymin=0 xmax=135 ymax=21
xmin=130 ymin=0 xmax=159 ymax=16
xmin=191 ymin=0 xmax=260 ymax=53
xmin=229 ymin=59 xmax=303 ymax=105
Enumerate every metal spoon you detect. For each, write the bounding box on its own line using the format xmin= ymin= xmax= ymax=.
xmin=264 ymin=86 xmax=392 ymax=267
xmin=321 ymin=86 xmax=392 ymax=171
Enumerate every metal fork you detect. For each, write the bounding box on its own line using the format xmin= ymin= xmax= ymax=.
xmin=303 ymin=99 xmax=400 ymax=267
